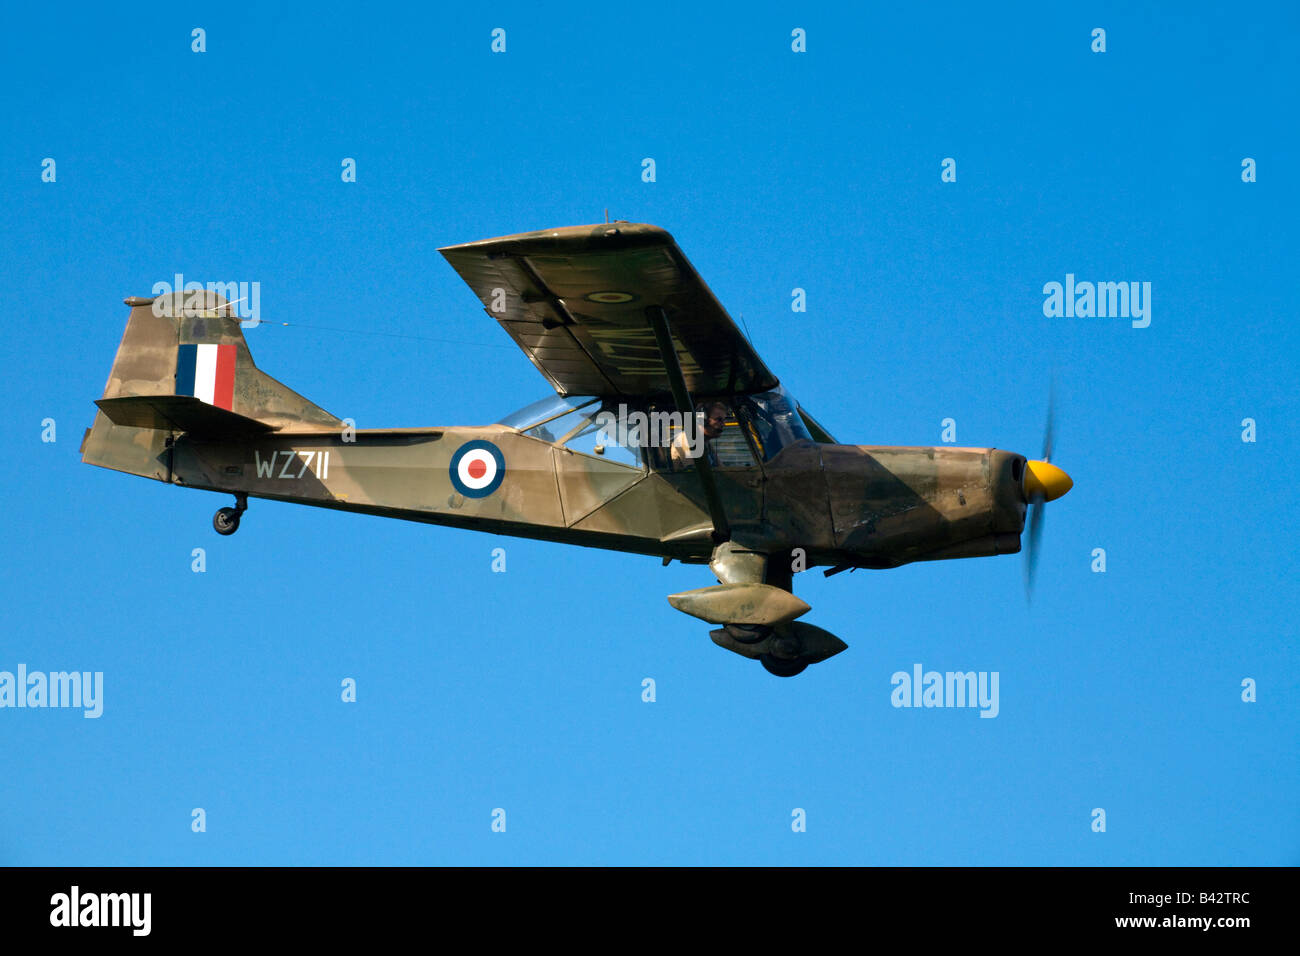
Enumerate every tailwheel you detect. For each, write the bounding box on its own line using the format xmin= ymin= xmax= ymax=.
xmin=213 ymin=507 xmax=241 ymax=535
xmin=759 ymin=653 xmax=808 ymax=678
xmin=213 ymin=494 xmax=247 ymax=536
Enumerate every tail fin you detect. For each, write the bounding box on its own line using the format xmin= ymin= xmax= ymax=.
xmin=82 ymin=291 xmax=340 ymax=479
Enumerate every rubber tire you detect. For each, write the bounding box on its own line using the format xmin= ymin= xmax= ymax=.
xmin=213 ymin=507 xmax=241 ymax=535
xmin=760 ymin=654 xmax=808 ymax=678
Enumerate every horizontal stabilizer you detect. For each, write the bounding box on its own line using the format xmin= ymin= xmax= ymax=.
xmin=95 ymin=396 xmax=275 ymax=437
xmin=667 ymin=583 xmax=811 ymax=626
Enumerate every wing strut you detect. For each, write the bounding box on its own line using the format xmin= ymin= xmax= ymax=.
xmin=646 ymin=305 xmax=731 ymax=544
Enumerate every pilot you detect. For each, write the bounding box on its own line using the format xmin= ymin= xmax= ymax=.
xmin=671 ymin=402 xmax=729 ymax=468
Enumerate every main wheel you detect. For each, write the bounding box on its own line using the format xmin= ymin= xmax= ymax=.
xmin=213 ymin=507 xmax=241 ymax=535
xmin=760 ymin=653 xmax=808 ymax=678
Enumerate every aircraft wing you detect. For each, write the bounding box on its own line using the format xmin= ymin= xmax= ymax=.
xmin=439 ymin=222 xmax=779 ymax=398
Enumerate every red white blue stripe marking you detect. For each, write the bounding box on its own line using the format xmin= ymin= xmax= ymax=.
xmin=176 ymin=343 xmax=237 ymax=409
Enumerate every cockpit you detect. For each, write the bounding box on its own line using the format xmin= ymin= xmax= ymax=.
xmin=497 ymin=386 xmax=818 ymax=471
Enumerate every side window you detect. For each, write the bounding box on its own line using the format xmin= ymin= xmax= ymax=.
xmin=525 ymin=406 xmax=593 ymax=444
xmin=711 ymin=416 xmax=759 ymax=468
xmin=649 ymin=401 xmax=757 ymax=470
xmin=564 ymin=418 xmax=642 ymax=468
xmin=736 ymin=389 xmax=813 ymax=461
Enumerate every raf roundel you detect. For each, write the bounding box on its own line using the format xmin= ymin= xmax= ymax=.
xmin=449 ymin=440 xmax=505 ymax=498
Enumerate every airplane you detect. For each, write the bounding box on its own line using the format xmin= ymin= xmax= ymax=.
xmin=81 ymin=221 xmax=1072 ymax=677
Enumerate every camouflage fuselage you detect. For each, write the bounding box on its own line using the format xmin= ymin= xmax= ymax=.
xmin=81 ymin=294 xmax=1027 ymax=572
xmin=138 ymin=426 xmax=1028 ymax=569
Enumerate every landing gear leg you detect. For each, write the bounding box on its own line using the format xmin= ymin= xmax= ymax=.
xmin=723 ymin=623 xmax=772 ymax=645
xmin=213 ymin=493 xmax=247 ymax=536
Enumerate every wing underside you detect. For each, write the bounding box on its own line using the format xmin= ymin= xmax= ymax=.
xmin=439 ymin=223 xmax=778 ymax=398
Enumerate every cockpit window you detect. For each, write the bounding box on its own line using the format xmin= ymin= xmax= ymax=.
xmin=504 ymin=397 xmax=645 ymax=467
xmin=523 ymin=405 xmax=597 ymax=444
xmin=645 ymin=400 xmax=758 ymax=471
xmin=564 ymin=412 xmax=643 ymax=468
xmin=735 ymin=387 xmax=812 ymax=462
xmin=498 ymin=395 xmax=598 ymax=431
xmin=502 ymin=392 xmax=810 ymax=466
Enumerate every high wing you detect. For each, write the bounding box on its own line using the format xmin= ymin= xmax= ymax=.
xmin=438 ymin=222 xmax=779 ymax=398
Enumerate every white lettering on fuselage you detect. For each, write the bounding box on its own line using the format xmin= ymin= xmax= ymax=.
xmin=253 ymin=450 xmax=330 ymax=480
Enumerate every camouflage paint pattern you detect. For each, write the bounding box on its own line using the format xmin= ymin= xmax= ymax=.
xmin=83 ymin=295 xmax=1030 ymax=569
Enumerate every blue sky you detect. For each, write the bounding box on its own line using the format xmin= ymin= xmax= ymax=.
xmin=1 ymin=1 xmax=1296 ymax=865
